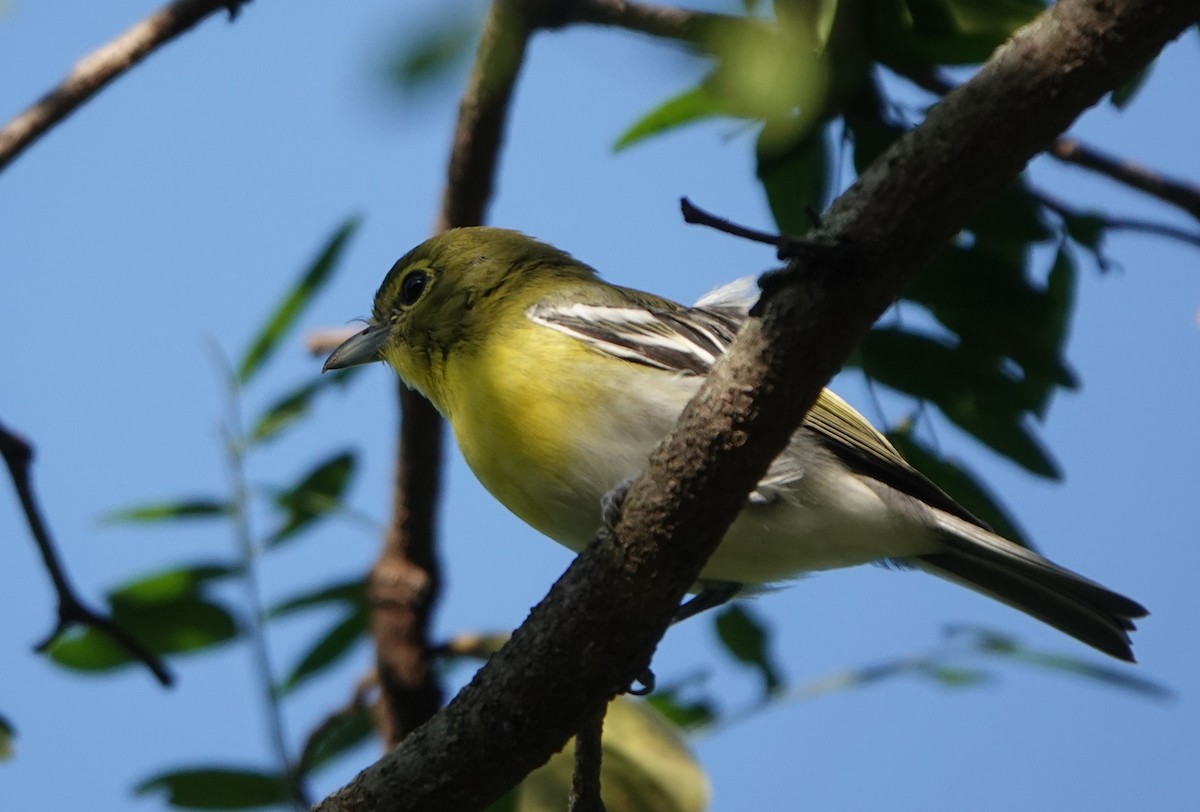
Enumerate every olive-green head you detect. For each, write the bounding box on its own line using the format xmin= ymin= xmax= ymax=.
xmin=323 ymin=227 xmax=595 ymax=380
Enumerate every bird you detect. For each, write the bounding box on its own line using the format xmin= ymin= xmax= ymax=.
xmin=324 ymin=226 xmax=1147 ymax=661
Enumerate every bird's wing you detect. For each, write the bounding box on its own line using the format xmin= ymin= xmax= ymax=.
xmin=529 ymin=296 xmax=984 ymax=526
xmin=527 ymin=299 xmax=743 ymax=376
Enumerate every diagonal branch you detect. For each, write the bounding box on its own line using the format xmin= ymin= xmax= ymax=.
xmin=896 ymin=67 xmax=1200 ymax=225
xmin=1048 ymin=137 xmax=1200 ymax=224
xmin=316 ymin=2 xmax=1195 ymax=810
xmin=0 ymin=421 xmax=173 ymax=687
xmin=0 ymin=0 xmax=249 ymax=174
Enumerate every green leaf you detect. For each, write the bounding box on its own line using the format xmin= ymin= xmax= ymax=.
xmin=969 ymin=180 xmax=1052 ymax=245
xmin=47 ymin=564 xmax=239 ymax=672
xmin=952 ymin=625 xmax=1173 ymax=699
xmin=269 ymin=577 xmax=366 ymax=619
xmin=297 ymin=703 xmax=375 ymax=776
xmin=919 ymin=664 xmax=990 ymax=687
xmin=714 ymin=605 xmax=783 ymax=693
xmin=0 ymin=712 xmax=14 ymax=762
xmin=100 ymin=499 xmax=230 ymax=525
xmin=868 ymin=0 xmax=1044 ymax=68
xmin=887 ymin=428 xmax=1032 ymax=548
xmin=249 ymin=368 xmax=357 ymax=445
xmin=756 ymin=122 xmax=830 ymax=236
xmin=647 ymin=691 xmax=717 ymax=730
xmin=238 ymin=216 xmax=361 ymax=384
xmin=1005 ymin=651 xmax=1173 ymax=699
xmin=136 ymin=767 xmax=290 ymax=810
xmin=389 ymin=17 xmax=478 ymax=93
xmin=1059 ymin=210 xmax=1107 ymax=252
xmin=859 ymin=328 xmax=1062 ymax=478
xmin=1110 ymin=59 xmax=1155 ymax=109
xmin=268 ymin=450 xmax=356 ymax=547
xmin=485 ymin=791 xmax=520 ymax=812
xmin=614 ymin=83 xmax=725 ymax=152
xmin=903 ymin=237 xmax=1078 ymax=418
xmin=278 ymin=612 xmax=367 ymax=695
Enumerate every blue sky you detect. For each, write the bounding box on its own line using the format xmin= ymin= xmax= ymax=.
xmin=2 ymin=1 xmax=1198 ymax=810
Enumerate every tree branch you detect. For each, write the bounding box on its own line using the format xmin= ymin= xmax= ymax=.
xmin=895 ymin=67 xmax=1200 ymax=226
xmin=370 ymin=0 xmax=548 ymax=745
xmin=0 ymin=421 xmax=173 ymax=687
xmin=0 ymin=0 xmax=249 ymax=174
xmin=1048 ymin=137 xmax=1200 ymax=224
xmin=316 ymin=1 xmax=1194 ymax=810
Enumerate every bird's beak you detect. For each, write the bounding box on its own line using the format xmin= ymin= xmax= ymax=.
xmin=323 ymin=324 xmax=388 ymax=372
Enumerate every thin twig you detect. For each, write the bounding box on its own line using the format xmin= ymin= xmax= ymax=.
xmin=0 ymin=0 xmax=249 ymax=173
xmin=568 ymin=0 xmax=760 ymax=46
xmin=1048 ymin=137 xmax=1200 ymax=223
xmin=0 ymin=421 xmax=173 ymax=687
xmin=898 ymin=69 xmax=1200 ymax=225
xmin=1033 ymin=186 xmax=1200 ymax=251
xmin=680 ymin=196 xmax=785 ymax=248
xmin=568 ymin=705 xmax=608 ymax=812
xmin=207 ymin=345 xmax=308 ymax=811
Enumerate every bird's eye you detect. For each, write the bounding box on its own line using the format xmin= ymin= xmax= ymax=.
xmin=399 ymin=270 xmax=429 ymax=306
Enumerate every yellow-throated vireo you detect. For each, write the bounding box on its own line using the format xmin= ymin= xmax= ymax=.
xmin=325 ymin=227 xmax=1146 ymax=661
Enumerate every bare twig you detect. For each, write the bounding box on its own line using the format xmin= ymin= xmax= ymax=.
xmin=0 ymin=421 xmax=173 ymax=687
xmin=569 ymin=706 xmax=608 ymax=812
xmin=317 ymin=2 xmax=1195 ymax=810
xmin=897 ymin=69 xmax=1200 ymax=226
xmin=681 ymin=196 xmax=785 ymax=248
xmin=1033 ymin=186 xmax=1200 ymax=252
xmin=1048 ymin=137 xmax=1200 ymax=224
xmin=0 ymin=0 xmax=248 ymax=173
xmin=568 ymin=0 xmax=759 ymax=46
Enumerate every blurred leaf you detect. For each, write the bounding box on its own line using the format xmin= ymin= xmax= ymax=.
xmin=859 ymin=328 xmax=1061 ymax=478
xmin=278 ymin=612 xmax=367 ymax=696
xmin=389 ymin=17 xmax=478 ymax=93
xmin=904 ymin=237 xmax=1078 ymax=418
xmin=1110 ymin=59 xmax=1154 ymax=109
xmin=48 ymin=564 xmax=238 ymax=672
xmin=298 ymin=703 xmax=375 ymax=776
xmin=101 ymin=499 xmax=230 ymax=525
xmin=952 ymin=626 xmax=1173 ymax=698
xmin=268 ymin=450 xmax=356 ymax=547
xmin=868 ymin=0 xmax=1044 ymax=67
xmin=614 ymin=84 xmax=725 ymax=152
xmin=269 ymin=577 xmax=365 ymax=619
xmin=647 ymin=690 xmax=717 ymax=730
xmin=517 ymin=697 xmax=708 ymax=812
xmin=250 ymin=368 xmax=358 ymax=445
xmin=136 ymin=767 xmax=289 ymax=810
xmin=486 ymin=791 xmax=520 ymax=812
xmin=918 ymin=664 xmax=990 ymax=687
xmin=969 ymin=180 xmax=1052 ymax=245
xmin=756 ymin=122 xmax=830 ymax=236
xmin=1005 ymin=650 xmax=1173 ymax=699
xmin=111 ymin=564 xmax=236 ymax=601
xmin=1059 ymin=210 xmax=1107 ymax=252
xmin=238 ymin=217 xmax=361 ymax=384
xmin=887 ymin=427 xmax=1032 ymax=547
xmin=0 ymin=712 xmax=13 ymax=762
xmin=706 ymin=22 xmax=828 ymax=122
xmin=714 ymin=605 xmax=783 ymax=693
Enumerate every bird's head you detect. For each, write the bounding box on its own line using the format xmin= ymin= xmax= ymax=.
xmin=323 ymin=227 xmax=594 ymax=387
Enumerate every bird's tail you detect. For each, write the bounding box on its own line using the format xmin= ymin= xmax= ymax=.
xmin=916 ymin=511 xmax=1148 ymax=662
